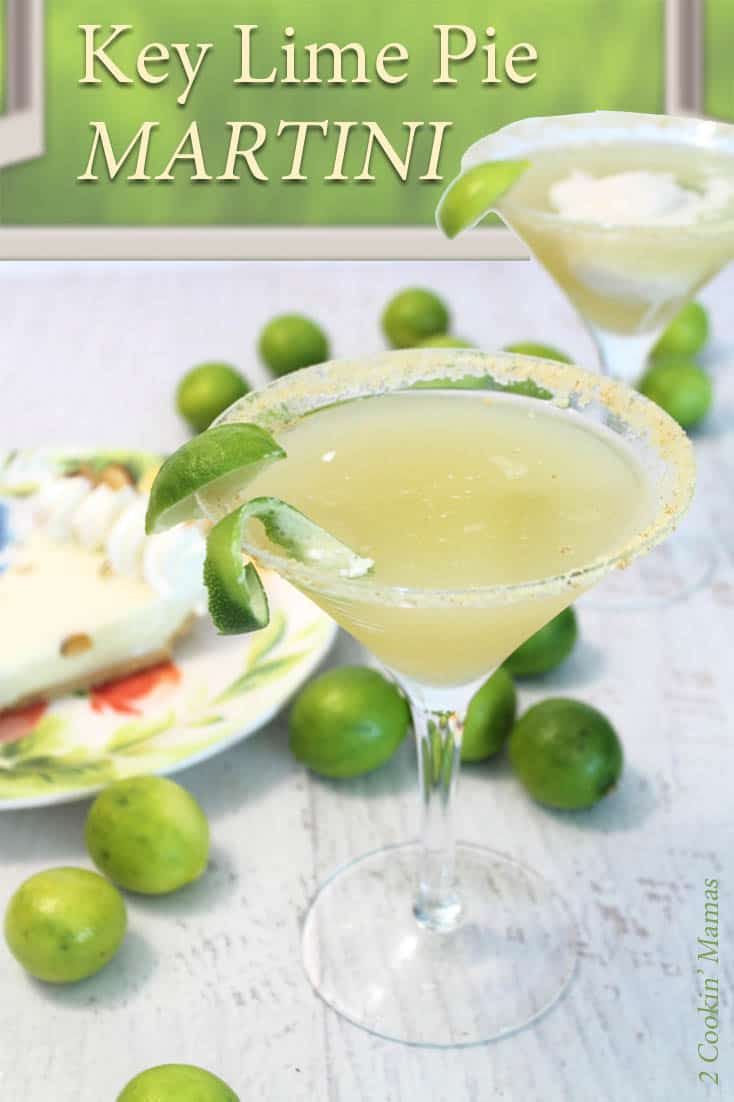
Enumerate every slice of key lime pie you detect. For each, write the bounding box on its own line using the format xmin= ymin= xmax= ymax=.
xmin=0 ymin=455 xmax=206 ymax=711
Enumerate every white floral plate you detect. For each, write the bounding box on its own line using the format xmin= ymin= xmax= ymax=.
xmin=0 ymin=448 xmax=337 ymax=810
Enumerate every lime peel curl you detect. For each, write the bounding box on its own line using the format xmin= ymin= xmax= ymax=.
xmin=205 ymin=497 xmax=374 ymax=635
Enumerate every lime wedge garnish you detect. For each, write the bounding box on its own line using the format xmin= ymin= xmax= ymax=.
xmin=145 ymin=424 xmax=285 ymax=535
xmin=205 ymin=497 xmax=374 ymax=634
xmin=436 ymin=160 xmax=528 ymax=239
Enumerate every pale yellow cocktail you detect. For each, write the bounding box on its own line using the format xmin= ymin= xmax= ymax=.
xmin=243 ymin=389 xmax=653 ymax=685
xmin=500 ymin=139 xmax=734 ymax=336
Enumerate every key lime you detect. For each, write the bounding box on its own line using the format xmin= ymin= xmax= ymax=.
xmin=412 ymin=374 xmax=488 ymax=390
xmin=145 ymin=423 xmax=285 ymax=534
xmin=436 ymin=160 xmax=528 ymax=239
xmin=509 ymin=698 xmax=623 ymax=809
xmin=505 ymin=607 xmax=578 ymax=677
xmin=85 ymin=776 xmax=209 ymax=895
xmin=4 ymin=867 xmax=126 ymax=983
xmin=117 ymin=1065 xmax=239 ymax=1102
xmin=652 ymin=302 xmax=709 ymax=359
xmin=382 ymin=289 xmax=450 ymax=348
xmin=500 ymin=379 xmax=554 ymax=400
xmin=258 ymin=314 xmax=329 ymax=377
xmin=638 ymin=358 xmax=713 ymax=430
xmin=418 ymin=335 xmax=475 ymax=349
xmin=461 ymin=667 xmax=517 ymax=762
xmin=289 ymin=666 xmax=410 ymax=779
xmin=503 ymin=342 xmax=571 ymax=364
xmin=176 ymin=363 xmax=250 ymax=434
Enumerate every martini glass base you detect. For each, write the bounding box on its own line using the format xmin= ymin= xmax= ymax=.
xmin=302 ymin=842 xmax=578 ymax=1047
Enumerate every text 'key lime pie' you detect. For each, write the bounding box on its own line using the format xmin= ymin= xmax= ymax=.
xmin=0 ymin=453 xmax=206 ymax=712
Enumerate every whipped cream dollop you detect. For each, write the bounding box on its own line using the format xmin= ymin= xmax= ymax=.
xmin=35 ymin=476 xmax=206 ymax=606
xmin=549 ymin=170 xmax=734 ymax=227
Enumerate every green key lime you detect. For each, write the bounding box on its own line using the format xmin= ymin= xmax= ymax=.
xmin=503 ymin=342 xmax=571 ymax=364
xmin=85 ymin=776 xmax=209 ymax=895
xmin=499 ymin=379 xmax=554 ymax=400
xmin=204 ymin=497 xmax=373 ymax=635
xmin=412 ymin=374 xmax=488 ymax=391
xmin=509 ymin=698 xmax=623 ymax=809
xmin=436 ymin=160 xmax=528 ymax=239
xmin=258 ymin=314 xmax=329 ymax=377
xmin=638 ymin=358 xmax=713 ymax=430
xmin=652 ymin=302 xmax=709 ymax=359
xmin=382 ymin=289 xmax=450 ymax=348
xmin=4 ymin=867 xmax=126 ymax=983
xmin=117 ymin=1064 xmax=239 ymax=1102
xmin=289 ymin=666 xmax=409 ymax=779
xmin=413 ymin=373 xmax=552 ymax=398
xmin=419 ymin=335 xmax=475 ymax=349
xmin=505 ymin=607 xmax=578 ymax=677
xmin=145 ymin=423 xmax=285 ymax=534
xmin=461 ymin=667 xmax=517 ymax=762
xmin=176 ymin=363 xmax=250 ymax=435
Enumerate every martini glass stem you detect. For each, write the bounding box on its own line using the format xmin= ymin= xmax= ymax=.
xmin=588 ymin=324 xmax=660 ymax=384
xmin=412 ymin=699 xmax=465 ymax=932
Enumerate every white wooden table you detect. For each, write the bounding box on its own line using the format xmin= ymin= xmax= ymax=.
xmin=0 ymin=260 xmax=731 ymax=1102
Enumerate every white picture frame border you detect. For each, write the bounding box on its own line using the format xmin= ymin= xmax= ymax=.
xmin=0 ymin=0 xmax=720 ymax=259
xmin=0 ymin=0 xmax=44 ymax=170
xmin=665 ymin=0 xmax=704 ymax=114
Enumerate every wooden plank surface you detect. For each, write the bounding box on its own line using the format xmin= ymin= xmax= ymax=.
xmin=0 ymin=259 xmax=731 ymax=1101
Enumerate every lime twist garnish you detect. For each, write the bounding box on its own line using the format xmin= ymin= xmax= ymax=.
xmin=205 ymin=497 xmax=373 ymax=634
xmin=436 ymin=160 xmax=529 ymax=239
xmin=145 ymin=423 xmax=373 ymax=635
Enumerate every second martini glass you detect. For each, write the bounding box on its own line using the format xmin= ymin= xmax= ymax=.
xmin=443 ymin=111 xmax=734 ymax=606
xmin=208 ymin=349 xmax=694 ymax=1046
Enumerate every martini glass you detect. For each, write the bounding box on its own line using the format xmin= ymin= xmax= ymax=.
xmin=209 ymin=349 xmax=694 ymax=1046
xmin=452 ymin=111 xmax=734 ymax=606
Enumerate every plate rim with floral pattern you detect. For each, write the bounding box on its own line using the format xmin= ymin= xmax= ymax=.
xmin=0 ymin=447 xmax=337 ymax=810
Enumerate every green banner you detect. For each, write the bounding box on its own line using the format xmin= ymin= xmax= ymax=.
xmin=706 ymin=0 xmax=734 ymax=120
xmin=0 ymin=0 xmax=671 ymax=227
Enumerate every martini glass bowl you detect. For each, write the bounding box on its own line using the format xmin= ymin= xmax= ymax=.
xmin=209 ymin=349 xmax=695 ymax=1047
xmin=457 ymin=112 xmax=734 ymax=606
xmin=479 ymin=111 xmax=734 ymax=377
